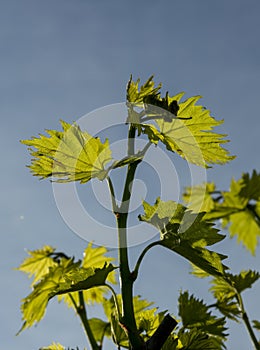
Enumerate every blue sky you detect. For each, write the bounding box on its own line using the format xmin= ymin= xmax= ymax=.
xmin=1 ymin=0 xmax=260 ymax=349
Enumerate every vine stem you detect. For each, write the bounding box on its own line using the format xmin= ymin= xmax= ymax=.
xmin=236 ymin=292 xmax=260 ymax=350
xmin=104 ymin=283 xmax=121 ymax=319
xmin=69 ymin=292 xmax=100 ymax=350
xmin=132 ymin=241 xmax=161 ymax=280
xmin=115 ymin=123 xmax=146 ymax=349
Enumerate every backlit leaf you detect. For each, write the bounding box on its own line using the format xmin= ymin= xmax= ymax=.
xmin=19 ymin=259 xmax=115 ymax=333
xmin=126 ymin=75 xmax=161 ymax=104
xmin=253 ymin=320 xmax=260 ymax=331
xmin=21 ymin=120 xmax=112 ymax=183
xmin=40 ymin=343 xmax=65 ymax=350
xmin=103 ymin=294 xmax=164 ymax=347
xmin=88 ymin=318 xmax=111 ymax=344
xmin=179 ymin=291 xmax=227 ymax=338
xmin=214 ymin=298 xmax=241 ymax=321
xmin=210 ymin=270 xmax=259 ymax=320
xmin=19 ymin=258 xmax=80 ymax=333
xmin=184 ymin=172 xmax=260 ymax=254
xmin=60 ymin=243 xmax=116 ymax=307
xmin=239 ymin=170 xmax=260 ymax=200
xmin=17 ymin=245 xmax=57 ymax=285
xmin=140 ymin=198 xmax=227 ymax=277
xmin=227 ymin=270 xmax=260 ymax=294
xmin=178 ymin=329 xmax=224 ymax=350
xmin=126 ymin=76 xmax=234 ymax=167
xmin=227 ymin=210 xmax=260 ymax=254
xmin=183 ymin=182 xmax=216 ymax=213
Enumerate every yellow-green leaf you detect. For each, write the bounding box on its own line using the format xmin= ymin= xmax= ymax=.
xmin=140 ymin=198 xmax=227 ymax=277
xmin=21 ymin=120 xmax=112 ymax=183
xmin=40 ymin=343 xmax=65 ymax=350
xmin=183 ymin=182 xmax=216 ymax=213
xmin=17 ymin=245 xmax=57 ymax=285
xmin=60 ymin=243 xmax=116 ymax=307
xmin=19 ymin=258 xmax=115 ymax=333
xmin=152 ymin=95 xmax=235 ymax=167
xmin=19 ymin=258 xmax=80 ymax=333
xmin=227 ymin=210 xmax=260 ymax=255
xmin=126 ymin=75 xmax=161 ymax=104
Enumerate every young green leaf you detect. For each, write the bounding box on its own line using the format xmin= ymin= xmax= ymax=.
xmin=140 ymin=198 xmax=227 ymax=277
xmin=19 ymin=258 xmax=115 ymax=333
xmin=17 ymin=245 xmax=57 ymax=285
xmin=39 ymin=342 xmax=65 ymax=350
xmin=209 ymin=270 xmax=260 ymax=320
xmin=126 ymin=75 xmax=162 ymax=104
xmin=21 ymin=120 xmax=113 ymax=183
xmin=103 ymin=294 xmax=165 ymax=347
xmin=178 ymin=329 xmax=224 ymax=350
xmin=183 ymin=182 xmax=217 ymax=213
xmin=239 ymin=170 xmax=260 ymax=200
xmin=153 ymin=95 xmax=234 ymax=167
xmin=19 ymin=258 xmax=80 ymax=333
xmin=219 ymin=270 xmax=259 ymax=295
xmin=226 ymin=210 xmax=260 ymax=255
xmin=60 ymin=243 xmax=116 ymax=307
xmin=161 ymin=335 xmax=179 ymax=350
xmin=253 ymin=320 xmax=260 ymax=331
xmin=183 ymin=173 xmax=260 ymax=254
xmin=178 ymin=291 xmax=227 ymax=348
xmin=214 ymin=297 xmax=241 ymax=321
xmin=88 ymin=317 xmax=111 ymax=344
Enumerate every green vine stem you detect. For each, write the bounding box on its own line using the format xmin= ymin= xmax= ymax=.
xmin=236 ymin=292 xmax=260 ymax=350
xmin=104 ymin=283 xmax=121 ymax=319
xmin=132 ymin=241 xmax=161 ymax=281
xmin=116 ymin=123 xmax=146 ymax=349
xmin=107 ymin=176 xmax=118 ymax=213
xmin=69 ymin=292 xmax=100 ymax=350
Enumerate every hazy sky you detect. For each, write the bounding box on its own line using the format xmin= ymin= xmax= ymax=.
xmin=1 ymin=1 xmax=260 ymax=349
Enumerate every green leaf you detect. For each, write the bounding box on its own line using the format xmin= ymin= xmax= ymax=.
xmin=154 ymin=95 xmax=234 ymax=167
xmin=227 ymin=270 xmax=260 ymax=293
xmin=103 ymin=295 xmax=162 ymax=347
xmin=161 ymin=335 xmax=179 ymax=350
xmin=88 ymin=318 xmax=111 ymax=344
xmin=220 ymin=176 xmax=260 ymax=254
xmin=178 ymin=329 xmax=224 ymax=350
xmin=227 ymin=210 xmax=260 ymax=255
xmin=39 ymin=342 xmax=65 ymax=350
xmin=19 ymin=258 xmax=115 ymax=333
xmin=253 ymin=320 xmax=260 ymax=331
xmin=103 ymin=294 xmax=154 ymax=321
xmin=111 ymin=151 xmax=144 ymax=169
xmin=137 ymin=309 xmax=167 ymax=339
xmin=183 ymin=182 xmax=216 ymax=213
xmin=139 ymin=197 xmax=186 ymax=231
xmin=214 ymin=298 xmax=241 ymax=321
xmin=140 ymin=198 xmax=227 ymax=277
xmin=126 ymin=76 xmax=234 ymax=167
xmin=60 ymin=243 xmax=116 ymax=307
xmin=110 ymin=313 xmax=129 ymax=348
xmin=21 ymin=120 xmax=113 ymax=183
xmin=178 ymin=291 xmax=227 ymax=340
xmin=184 ymin=174 xmax=260 ymax=254
xmin=239 ymin=170 xmax=260 ymax=200
xmin=209 ymin=271 xmax=259 ymax=320
xmin=54 ymin=263 xmax=116 ymax=296
xmin=210 ymin=276 xmax=236 ymax=300
xmin=126 ymin=75 xmax=162 ymax=104
xmin=19 ymin=258 xmax=80 ymax=333
xmin=17 ymin=245 xmax=57 ymax=285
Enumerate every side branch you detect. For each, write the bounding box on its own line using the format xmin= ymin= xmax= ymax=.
xmin=132 ymin=241 xmax=161 ymax=281
xmin=146 ymin=313 xmax=178 ymax=350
